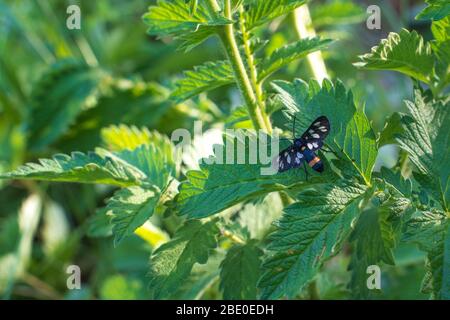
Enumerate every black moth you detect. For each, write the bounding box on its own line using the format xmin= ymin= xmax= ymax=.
xmin=274 ymin=115 xmax=330 ymax=177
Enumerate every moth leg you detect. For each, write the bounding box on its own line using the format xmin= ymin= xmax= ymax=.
xmin=303 ymin=161 xmax=309 ymax=181
xmin=322 ymin=145 xmax=338 ymax=157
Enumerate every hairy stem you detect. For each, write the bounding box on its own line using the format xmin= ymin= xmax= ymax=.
xmin=238 ymin=8 xmax=272 ymax=132
xmin=209 ymin=0 xmax=269 ymax=132
xmin=292 ymin=5 xmax=328 ymax=82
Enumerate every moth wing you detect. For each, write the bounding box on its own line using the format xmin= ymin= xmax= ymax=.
xmin=274 ymin=145 xmax=305 ymax=172
xmin=300 ymin=116 xmax=330 ymax=151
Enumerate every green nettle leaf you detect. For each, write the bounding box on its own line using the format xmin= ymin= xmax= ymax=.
xmin=380 ymin=167 xmax=412 ymax=199
xmin=416 ymin=0 xmax=450 ymax=21
xmin=103 ymin=144 xmax=175 ymax=191
xmin=431 ymin=17 xmax=450 ymax=87
xmin=55 ymin=80 xmax=174 ymax=153
xmin=175 ymin=130 xmax=335 ymax=219
xmin=403 ymin=210 xmax=450 ymax=299
xmin=432 ymin=16 xmax=450 ymax=43
xmin=171 ymin=253 xmax=223 ymax=299
xmin=310 ymin=0 xmax=366 ymax=27
xmin=258 ymin=38 xmax=332 ymax=81
xmin=101 ymin=125 xmax=169 ymax=152
xmin=175 ymin=25 xmax=217 ymax=52
xmin=354 ymin=29 xmax=435 ymax=84
xmin=148 ymin=219 xmax=219 ymax=299
xmin=87 ymin=208 xmax=113 ymax=238
xmin=273 ymin=79 xmax=378 ymax=184
xmin=378 ymin=112 xmax=404 ymax=147
xmin=1 ymin=142 xmax=175 ymax=190
xmin=0 ymin=152 xmax=145 ymax=187
xmin=106 ymin=186 xmax=160 ymax=245
xmin=224 ymin=106 xmax=252 ymax=129
xmin=258 ymin=181 xmax=369 ymax=299
xmin=171 ymin=60 xmax=234 ymax=102
xmin=219 ymin=241 xmax=263 ymax=299
xmin=245 ymin=0 xmax=307 ymax=30
xmin=142 ymin=0 xmax=230 ymax=37
xmin=27 ymin=59 xmax=107 ymax=151
xmin=189 ymin=0 xmax=198 ymax=15
xmin=348 ymin=190 xmax=408 ymax=298
xmin=396 ymin=91 xmax=450 ymax=210
xmin=238 ymin=192 xmax=283 ymax=240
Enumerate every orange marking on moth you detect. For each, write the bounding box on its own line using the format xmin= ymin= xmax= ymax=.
xmin=308 ymin=156 xmax=321 ymax=167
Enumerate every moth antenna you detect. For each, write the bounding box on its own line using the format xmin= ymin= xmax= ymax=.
xmin=292 ymin=113 xmax=297 ymax=139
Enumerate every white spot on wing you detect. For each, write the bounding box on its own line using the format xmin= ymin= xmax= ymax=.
xmin=287 ymin=155 xmax=291 ymax=163
xmin=312 ymin=142 xmax=319 ymax=148
xmin=307 ymin=143 xmax=313 ymax=149
xmin=297 ymin=152 xmax=303 ymax=158
xmin=312 ymin=133 xmax=320 ymax=138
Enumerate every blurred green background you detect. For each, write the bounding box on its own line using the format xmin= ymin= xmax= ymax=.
xmin=0 ymin=0 xmax=433 ymax=299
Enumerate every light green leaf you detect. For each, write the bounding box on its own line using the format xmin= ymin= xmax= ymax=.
xmin=310 ymin=0 xmax=366 ymax=27
xmin=148 ymin=219 xmax=219 ymax=299
xmin=175 ymin=130 xmax=335 ymax=218
xmin=101 ymin=125 xmax=169 ymax=152
xmin=258 ymin=181 xmax=369 ymax=299
xmin=245 ymin=0 xmax=307 ymax=30
xmin=397 ymin=91 xmax=450 ymax=210
xmin=106 ymin=186 xmax=160 ymax=246
xmin=354 ymin=29 xmax=435 ymax=84
xmin=103 ymin=143 xmax=175 ymax=191
xmin=273 ymin=78 xmax=378 ymax=184
xmin=416 ymin=0 xmax=450 ymax=21
xmin=432 ymin=16 xmax=450 ymax=42
xmin=171 ymin=60 xmax=234 ymax=102
xmin=27 ymin=59 xmax=107 ymax=151
xmin=142 ymin=0 xmax=230 ymax=36
xmin=403 ymin=210 xmax=450 ymax=299
xmin=100 ymin=275 xmax=146 ymax=300
xmin=238 ymin=192 xmax=283 ymax=240
xmin=258 ymin=38 xmax=332 ymax=81
xmin=219 ymin=241 xmax=263 ymax=299
xmin=431 ymin=17 xmax=450 ymax=88
xmin=189 ymin=0 xmax=198 ymax=15
xmin=0 ymin=151 xmax=145 ymax=187
xmin=224 ymin=106 xmax=252 ymax=129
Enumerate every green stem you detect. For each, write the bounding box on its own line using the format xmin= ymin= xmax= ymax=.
xmin=209 ymin=0 xmax=269 ymax=132
xmin=222 ymin=229 xmax=246 ymax=244
xmin=292 ymin=5 xmax=328 ymax=82
xmin=238 ymin=7 xmax=272 ymax=132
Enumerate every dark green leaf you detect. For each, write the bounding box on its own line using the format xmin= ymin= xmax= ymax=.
xmin=416 ymin=0 xmax=450 ymax=21
xmin=148 ymin=219 xmax=219 ymax=299
xmin=259 ymin=181 xmax=369 ymax=299
xmin=219 ymin=241 xmax=263 ymax=299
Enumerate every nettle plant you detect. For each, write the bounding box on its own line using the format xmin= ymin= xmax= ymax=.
xmin=1 ymin=0 xmax=449 ymax=299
